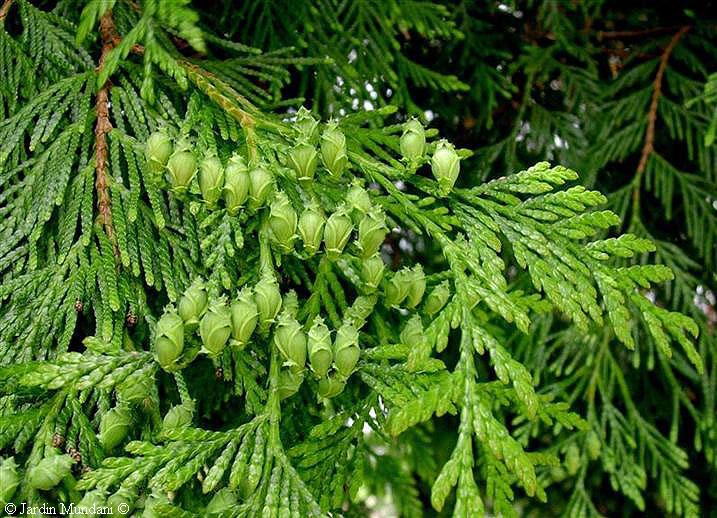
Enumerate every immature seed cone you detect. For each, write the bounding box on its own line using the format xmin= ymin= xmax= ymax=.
xmin=346 ymin=182 xmax=372 ymax=218
xmin=230 ymin=287 xmax=258 ymax=347
xmin=425 ymin=280 xmax=451 ymax=316
xmin=27 ymin=454 xmax=74 ymax=491
xmin=320 ymin=121 xmax=348 ymax=178
xmin=400 ymin=118 xmax=426 ymax=163
xmin=254 ymin=274 xmax=282 ymax=330
xmin=167 ymin=145 xmax=198 ymax=193
xmin=586 ymin=430 xmax=601 ymax=460
xmin=99 ymin=405 xmax=133 ymax=450
xmin=361 ymin=253 xmax=385 ymax=291
xmin=199 ymin=301 xmax=232 ymax=355
xmin=357 ymin=209 xmax=388 ymax=258
xmin=273 ymin=313 xmax=307 ymax=371
xmin=431 ymin=139 xmax=460 ymax=196
xmin=317 ymin=373 xmax=346 ymax=399
xmin=199 ymin=155 xmax=225 ymax=207
xmin=323 ymin=206 xmax=354 ymax=259
xmin=384 ymin=268 xmax=411 ymax=307
xmin=565 ymin=444 xmax=581 ymax=475
xmin=118 ymin=375 xmax=153 ymax=405
xmin=269 ymin=192 xmax=298 ymax=253
xmin=295 ymin=106 xmax=320 ymax=143
xmin=307 ymin=316 xmax=333 ymax=378
xmin=400 ymin=315 xmax=424 ymax=346
xmin=0 ymin=457 xmax=20 ymax=504
xmin=406 ymin=264 xmax=426 ymax=308
xmin=162 ymin=404 xmax=193 ymax=430
xmin=146 ymin=131 xmax=173 ymax=166
xmin=223 ymin=154 xmax=250 ymax=214
xmin=278 ymin=368 xmax=305 ymax=400
xmin=248 ymin=166 xmax=274 ymax=209
xmin=177 ymin=279 xmax=208 ymax=329
xmin=298 ymin=203 xmax=326 ymax=256
xmin=333 ymin=323 xmax=360 ymax=377
xmin=155 ymin=311 xmax=185 ymax=370
xmin=288 ymin=140 xmax=318 ymax=181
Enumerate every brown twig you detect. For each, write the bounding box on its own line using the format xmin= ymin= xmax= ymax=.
xmin=632 ymin=26 xmax=690 ymax=211
xmin=95 ymin=11 xmax=120 ymax=253
xmin=598 ymin=26 xmax=682 ymax=40
xmin=0 ymin=0 xmax=14 ymax=23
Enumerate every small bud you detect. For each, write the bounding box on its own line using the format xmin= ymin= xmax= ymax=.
xmin=273 ymin=313 xmax=307 ymax=371
xmin=230 ymin=287 xmax=258 ymax=347
xmin=125 ymin=312 xmax=138 ymax=327
xmin=99 ymin=406 xmax=132 ymax=450
xmin=155 ymin=311 xmax=184 ymax=370
xmin=307 ymin=316 xmax=333 ymax=378
xmin=400 ymin=118 xmax=426 ymax=163
xmin=223 ymin=155 xmax=250 ymax=214
xmin=347 ymin=181 xmax=371 ymax=211
xmin=424 ymin=280 xmax=451 ymax=316
xmin=0 ymin=457 xmax=20 ymax=503
xmin=565 ymin=444 xmax=581 ymax=475
xmin=199 ymin=301 xmax=232 ymax=355
xmin=361 ymin=254 xmax=385 ymax=291
xmin=177 ymin=279 xmax=208 ymax=329
xmin=320 ymin=121 xmax=348 ymax=178
xmin=296 ymin=106 xmax=319 ymax=144
xmin=146 ymin=131 xmax=173 ymax=166
xmin=207 ymin=488 xmax=238 ymax=515
xmin=406 ymin=264 xmax=426 ymax=308
xmin=288 ymin=141 xmax=318 ymax=181
xmin=52 ymin=432 xmax=65 ymax=448
xmin=295 ymin=106 xmax=320 ymax=143
xmin=248 ymin=166 xmax=274 ymax=209
xmin=298 ymin=203 xmax=326 ymax=256
xmin=357 ymin=209 xmax=388 ymax=259
xmin=317 ymin=373 xmax=346 ymax=399
xmin=163 ymin=404 xmax=193 ymax=430
xmin=400 ymin=315 xmax=424 ymax=346
xmin=333 ymin=323 xmax=360 ymax=377
xmin=254 ymin=274 xmax=283 ymax=331
xmin=586 ymin=431 xmax=601 ymax=460
xmin=74 ymin=298 xmax=84 ymax=313
xmin=431 ymin=139 xmax=460 ymax=195
xmin=269 ymin=192 xmax=298 ymax=253
xmin=384 ymin=268 xmax=411 ymax=307
xmin=199 ymin=155 xmax=225 ymax=207
xmin=167 ymin=148 xmax=198 ymax=193
xmin=278 ymin=368 xmax=305 ymax=400
xmin=27 ymin=454 xmax=74 ymax=491
xmin=323 ymin=206 xmax=354 ymax=259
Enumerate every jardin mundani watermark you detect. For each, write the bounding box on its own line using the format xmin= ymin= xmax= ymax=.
xmin=4 ymin=501 xmax=128 ymax=515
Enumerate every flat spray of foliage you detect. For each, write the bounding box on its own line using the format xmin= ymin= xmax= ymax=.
xmin=0 ymin=1 xmax=713 ymax=517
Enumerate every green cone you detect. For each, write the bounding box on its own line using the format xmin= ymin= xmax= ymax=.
xmin=199 ymin=301 xmax=232 ymax=355
xmin=308 ymin=316 xmax=333 ymax=378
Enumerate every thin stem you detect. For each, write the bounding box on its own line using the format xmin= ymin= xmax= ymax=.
xmin=631 ymin=26 xmax=690 ymax=220
xmin=0 ymin=0 xmax=13 ymax=23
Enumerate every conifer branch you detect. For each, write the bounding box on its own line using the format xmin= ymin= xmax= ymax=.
xmin=632 ymin=26 xmax=690 ymax=212
xmin=94 ymin=11 xmax=119 ymax=254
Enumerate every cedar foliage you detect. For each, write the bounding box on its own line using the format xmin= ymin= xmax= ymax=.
xmin=0 ymin=1 xmax=715 ymax=516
